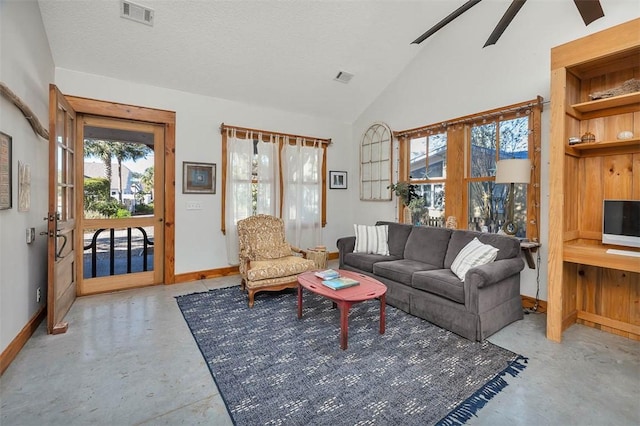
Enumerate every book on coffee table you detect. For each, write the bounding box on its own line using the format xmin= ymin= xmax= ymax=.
xmin=315 ymin=269 xmax=340 ymax=280
xmin=321 ymin=277 xmax=360 ymax=290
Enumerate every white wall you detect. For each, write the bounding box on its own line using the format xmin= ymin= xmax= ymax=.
xmin=54 ymin=69 xmax=356 ymax=274
xmin=0 ymin=0 xmax=54 ymax=353
xmin=353 ymin=1 xmax=640 ymax=301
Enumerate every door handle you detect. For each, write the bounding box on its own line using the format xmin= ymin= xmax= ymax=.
xmin=56 ymin=233 xmax=67 ymax=259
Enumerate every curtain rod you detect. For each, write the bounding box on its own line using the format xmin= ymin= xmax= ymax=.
xmin=394 ymin=96 xmax=544 ymax=138
xmin=220 ymin=123 xmax=332 ymax=145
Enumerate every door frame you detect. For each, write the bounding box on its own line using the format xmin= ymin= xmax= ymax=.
xmin=66 ymin=95 xmax=176 ymax=285
xmin=78 ymin=115 xmax=165 ymax=294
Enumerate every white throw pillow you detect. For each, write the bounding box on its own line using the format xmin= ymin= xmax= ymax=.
xmin=450 ymin=237 xmax=499 ymax=281
xmin=354 ymin=224 xmax=389 ymax=255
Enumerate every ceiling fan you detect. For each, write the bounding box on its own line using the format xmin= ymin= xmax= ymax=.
xmin=411 ymin=0 xmax=604 ymax=47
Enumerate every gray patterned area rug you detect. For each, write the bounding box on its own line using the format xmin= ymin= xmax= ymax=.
xmin=176 ymin=287 xmax=527 ymax=425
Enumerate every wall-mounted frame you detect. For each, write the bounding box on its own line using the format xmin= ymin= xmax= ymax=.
xmin=360 ymin=122 xmax=392 ymax=201
xmin=18 ymin=161 xmax=30 ymax=212
xmin=329 ymin=171 xmax=348 ymax=189
xmin=0 ymin=132 xmax=11 ymax=210
xmin=183 ymin=161 xmax=216 ymax=194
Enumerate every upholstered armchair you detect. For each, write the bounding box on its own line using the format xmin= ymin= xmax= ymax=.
xmin=237 ymin=214 xmax=315 ymax=308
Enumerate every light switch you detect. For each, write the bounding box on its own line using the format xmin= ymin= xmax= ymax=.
xmin=186 ymin=201 xmax=202 ymax=210
xmin=26 ymin=227 xmax=35 ymax=244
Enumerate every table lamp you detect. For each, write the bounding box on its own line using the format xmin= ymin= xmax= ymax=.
xmin=495 ymin=158 xmax=531 ymax=235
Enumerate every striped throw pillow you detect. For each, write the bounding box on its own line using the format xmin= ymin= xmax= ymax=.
xmin=353 ymin=224 xmax=389 ymax=255
xmin=450 ymin=237 xmax=499 ymax=281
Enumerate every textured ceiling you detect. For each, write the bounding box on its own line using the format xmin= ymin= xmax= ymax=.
xmin=37 ymin=0 xmax=474 ymax=122
xmin=37 ymin=1 xmax=514 ymax=123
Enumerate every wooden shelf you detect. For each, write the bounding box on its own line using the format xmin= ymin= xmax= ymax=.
xmin=568 ymin=137 xmax=640 ymax=154
xmin=572 ymin=91 xmax=640 ymax=113
xmin=563 ymin=240 xmax=640 ymax=273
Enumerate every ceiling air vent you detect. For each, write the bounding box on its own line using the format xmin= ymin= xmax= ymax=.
xmin=121 ymin=1 xmax=154 ymax=26
xmin=334 ymin=71 xmax=354 ymax=84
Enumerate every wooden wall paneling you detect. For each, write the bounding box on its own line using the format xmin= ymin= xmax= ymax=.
xmin=607 ymin=113 xmax=634 ymax=141
xmin=633 ymin=153 xmax=640 ymax=198
xmin=562 ymin=262 xmax=578 ymax=328
xmin=576 ymin=265 xmax=597 ymax=330
xmin=579 ymin=156 xmax=603 ymax=236
xmin=598 ymin=268 xmax=631 ymax=331
xmin=563 ymin=156 xmax=580 ymax=237
xmin=604 ymin=154 xmax=634 ymax=199
xmin=565 ymin=72 xmax=582 ymax=106
xmin=630 ymin=272 xmax=640 ymax=328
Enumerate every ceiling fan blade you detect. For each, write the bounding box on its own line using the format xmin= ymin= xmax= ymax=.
xmin=411 ymin=0 xmax=482 ymax=45
xmin=483 ymin=0 xmax=527 ymax=48
xmin=573 ymin=0 xmax=604 ymax=25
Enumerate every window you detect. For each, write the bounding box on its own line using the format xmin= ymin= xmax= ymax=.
xmin=395 ymin=98 xmax=542 ymax=240
xmin=220 ymin=125 xmax=329 ymax=262
xmin=468 ymin=116 xmax=530 ymax=237
xmin=407 ymin=133 xmax=447 ymax=225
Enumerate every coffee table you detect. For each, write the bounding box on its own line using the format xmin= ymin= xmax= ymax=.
xmin=297 ymin=269 xmax=387 ymax=350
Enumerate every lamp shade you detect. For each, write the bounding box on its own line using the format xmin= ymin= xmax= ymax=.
xmin=495 ymin=159 xmax=531 ymax=184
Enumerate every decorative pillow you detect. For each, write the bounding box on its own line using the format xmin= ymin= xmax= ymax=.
xmin=450 ymin=237 xmax=499 ymax=281
xmin=253 ymin=241 xmax=292 ymax=260
xmin=354 ymin=224 xmax=389 ymax=255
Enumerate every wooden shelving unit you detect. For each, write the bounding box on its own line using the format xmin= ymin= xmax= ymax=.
xmin=547 ymin=18 xmax=640 ymax=342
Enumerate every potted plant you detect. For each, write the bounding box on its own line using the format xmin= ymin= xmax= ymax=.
xmin=388 ymin=181 xmax=419 ymax=224
xmin=388 ymin=181 xmax=418 ymax=206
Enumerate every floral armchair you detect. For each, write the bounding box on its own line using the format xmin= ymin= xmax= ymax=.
xmin=237 ymin=214 xmax=315 ymax=307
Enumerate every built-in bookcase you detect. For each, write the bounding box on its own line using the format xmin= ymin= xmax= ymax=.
xmin=547 ymin=18 xmax=640 ymax=342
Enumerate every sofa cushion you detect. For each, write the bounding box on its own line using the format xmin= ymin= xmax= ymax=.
xmin=450 ymin=237 xmax=499 ymax=281
xmin=412 ymin=269 xmax=465 ymax=304
xmin=376 ymin=221 xmax=413 ymax=257
xmin=354 ymin=224 xmax=389 ymax=255
xmin=444 ymin=230 xmax=521 ymax=269
xmin=403 ymin=226 xmax=452 ymax=268
xmin=343 ymin=252 xmax=400 ymax=273
xmin=373 ymin=259 xmax=440 ymax=286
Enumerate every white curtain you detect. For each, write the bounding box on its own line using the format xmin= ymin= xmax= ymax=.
xmin=256 ymin=134 xmax=280 ymax=216
xmin=225 ymin=129 xmax=253 ymax=265
xmin=282 ymin=137 xmax=323 ymax=249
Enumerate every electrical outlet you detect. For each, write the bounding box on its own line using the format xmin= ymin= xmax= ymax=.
xmin=36 ymin=287 xmax=41 ymax=303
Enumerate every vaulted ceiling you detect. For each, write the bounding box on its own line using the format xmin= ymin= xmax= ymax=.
xmin=36 ymin=1 xmax=609 ymax=123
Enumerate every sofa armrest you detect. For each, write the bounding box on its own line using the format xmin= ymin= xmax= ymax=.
xmin=336 ymin=236 xmax=356 ymax=267
xmin=466 ymin=257 xmax=525 ymax=288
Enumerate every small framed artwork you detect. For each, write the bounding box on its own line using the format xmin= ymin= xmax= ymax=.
xmin=183 ymin=161 xmax=216 ymax=194
xmin=0 ymin=132 xmax=11 ymax=210
xmin=329 ymin=171 xmax=347 ymax=189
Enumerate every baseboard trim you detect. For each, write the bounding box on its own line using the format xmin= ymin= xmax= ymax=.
xmin=173 ymin=252 xmax=339 ymax=284
xmin=1 ymin=305 xmax=46 ymax=376
xmin=521 ymin=295 xmax=547 ymax=313
xmin=174 ymin=266 xmax=240 ymax=284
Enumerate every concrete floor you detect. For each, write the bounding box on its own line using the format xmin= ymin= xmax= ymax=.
xmin=1 ymin=262 xmax=639 ymax=426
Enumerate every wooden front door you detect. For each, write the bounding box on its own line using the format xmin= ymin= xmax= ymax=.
xmin=46 ymin=84 xmax=77 ymax=334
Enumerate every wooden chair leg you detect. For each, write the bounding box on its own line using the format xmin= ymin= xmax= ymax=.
xmin=248 ymin=289 xmax=255 ymax=308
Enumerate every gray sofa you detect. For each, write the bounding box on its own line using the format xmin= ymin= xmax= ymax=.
xmin=337 ymin=221 xmax=525 ymax=341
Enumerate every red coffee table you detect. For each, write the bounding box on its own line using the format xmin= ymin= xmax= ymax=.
xmin=297 ymin=269 xmax=387 ymax=350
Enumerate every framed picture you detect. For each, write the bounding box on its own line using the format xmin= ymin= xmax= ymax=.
xmin=0 ymin=132 xmax=11 ymax=210
xmin=329 ymin=171 xmax=347 ymax=189
xmin=183 ymin=161 xmax=216 ymax=194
